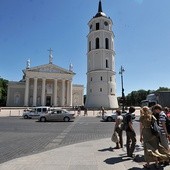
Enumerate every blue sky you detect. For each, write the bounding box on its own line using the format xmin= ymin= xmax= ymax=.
xmin=0 ymin=0 xmax=170 ymax=97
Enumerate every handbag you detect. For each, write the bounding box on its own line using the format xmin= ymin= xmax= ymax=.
xmin=150 ymin=117 xmax=161 ymax=137
xmin=111 ymin=131 xmax=119 ymax=143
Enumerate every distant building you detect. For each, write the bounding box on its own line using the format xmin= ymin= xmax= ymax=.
xmin=85 ymin=0 xmax=118 ymax=109
xmin=7 ymin=51 xmax=84 ymax=107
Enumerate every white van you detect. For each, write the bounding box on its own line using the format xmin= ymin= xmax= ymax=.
xmin=22 ymin=106 xmax=51 ymax=119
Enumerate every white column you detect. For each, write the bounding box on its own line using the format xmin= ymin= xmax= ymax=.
xmin=70 ymin=80 xmax=72 ymax=106
xmin=24 ymin=77 xmax=29 ymax=106
xmin=61 ymin=80 xmax=65 ymax=106
xmin=33 ymin=78 xmax=38 ymax=106
xmin=41 ymin=78 xmax=46 ymax=106
xmin=66 ymin=81 xmax=70 ymax=106
xmin=53 ymin=79 xmax=58 ymax=106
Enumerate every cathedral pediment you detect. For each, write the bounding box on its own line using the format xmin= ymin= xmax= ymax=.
xmin=23 ymin=64 xmax=75 ymax=75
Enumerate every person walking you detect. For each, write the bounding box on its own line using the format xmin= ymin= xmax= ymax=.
xmin=84 ymin=108 xmax=88 ymax=116
xmin=140 ymin=106 xmax=170 ymax=169
xmin=153 ymin=104 xmax=170 ymax=151
xmin=125 ymin=106 xmax=136 ymax=158
xmin=164 ymin=107 xmax=170 ymax=118
xmin=101 ymin=106 xmax=105 ymax=118
xmin=113 ymin=109 xmax=123 ymax=149
xmin=77 ymin=106 xmax=81 ymax=116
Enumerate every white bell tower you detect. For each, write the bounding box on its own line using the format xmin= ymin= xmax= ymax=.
xmin=85 ymin=0 xmax=118 ymax=109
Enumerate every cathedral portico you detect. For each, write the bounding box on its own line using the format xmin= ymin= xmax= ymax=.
xmin=23 ymin=75 xmax=73 ymax=107
xmin=7 ymin=51 xmax=84 ymax=107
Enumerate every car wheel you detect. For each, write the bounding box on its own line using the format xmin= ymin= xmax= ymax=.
xmin=107 ymin=117 xmax=113 ymax=122
xmin=64 ymin=117 xmax=70 ymax=122
xmin=24 ymin=115 xmax=29 ymax=119
xmin=40 ymin=117 xmax=46 ymax=122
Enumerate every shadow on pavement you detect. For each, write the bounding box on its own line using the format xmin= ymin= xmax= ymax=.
xmin=98 ymin=147 xmax=114 ymax=152
xmin=133 ymin=154 xmax=145 ymax=162
xmin=128 ymin=164 xmax=164 ymax=170
xmin=104 ymin=156 xmax=132 ymax=165
xmin=128 ymin=167 xmax=144 ymax=170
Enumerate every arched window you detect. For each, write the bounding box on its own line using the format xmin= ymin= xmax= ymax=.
xmin=105 ymin=38 xmax=109 ymax=49
xmin=96 ymin=38 xmax=99 ymax=49
xmin=89 ymin=41 xmax=91 ymax=51
xmin=96 ymin=23 xmax=99 ymax=30
xmin=106 ymin=59 xmax=109 ymax=68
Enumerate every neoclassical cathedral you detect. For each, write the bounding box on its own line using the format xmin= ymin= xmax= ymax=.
xmin=7 ymin=0 xmax=118 ymax=109
xmin=7 ymin=50 xmax=84 ymax=107
xmin=85 ymin=0 xmax=118 ymax=109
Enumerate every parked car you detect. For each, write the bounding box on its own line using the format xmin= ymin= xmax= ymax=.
xmin=22 ymin=106 xmax=51 ymax=119
xmin=102 ymin=111 xmax=135 ymax=122
xmin=38 ymin=109 xmax=75 ymax=122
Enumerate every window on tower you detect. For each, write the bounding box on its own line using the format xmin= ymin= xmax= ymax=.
xmin=104 ymin=21 xmax=108 ymax=26
xmin=101 ymin=76 xmax=103 ymax=81
xmin=96 ymin=23 xmax=100 ymax=30
xmin=105 ymin=38 xmax=109 ymax=49
xmin=89 ymin=41 xmax=91 ymax=51
xmin=90 ymin=24 xmax=92 ymax=31
xmin=100 ymin=88 xmax=102 ymax=92
xmin=106 ymin=59 xmax=109 ymax=68
xmin=96 ymin=38 xmax=99 ymax=49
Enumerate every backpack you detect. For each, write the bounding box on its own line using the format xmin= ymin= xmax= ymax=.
xmin=121 ymin=113 xmax=128 ymax=131
xmin=166 ymin=117 xmax=170 ymax=134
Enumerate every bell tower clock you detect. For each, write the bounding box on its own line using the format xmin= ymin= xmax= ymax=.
xmin=85 ymin=0 xmax=118 ymax=109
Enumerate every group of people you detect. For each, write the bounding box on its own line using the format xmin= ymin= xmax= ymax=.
xmin=113 ymin=105 xmax=170 ymax=169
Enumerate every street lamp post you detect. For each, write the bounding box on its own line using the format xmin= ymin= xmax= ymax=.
xmin=119 ymin=66 xmax=125 ymax=112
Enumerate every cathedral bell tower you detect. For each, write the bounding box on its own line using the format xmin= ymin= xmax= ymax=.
xmin=85 ymin=0 xmax=118 ymax=109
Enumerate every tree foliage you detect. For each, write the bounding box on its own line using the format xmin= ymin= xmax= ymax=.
xmin=156 ymin=87 xmax=170 ymax=92
xmin=124 ymin=87 xmax=170 ymax=106
xmin=0 ymin=78 xmax=8 ymax=106
xmin=125 ymin=89 xmax=149 ymax=106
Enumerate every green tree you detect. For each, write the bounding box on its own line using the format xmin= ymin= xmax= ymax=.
xmin=0 ymin=78 xmax=8 ymax=106
xmin=156 ymin=87 xmax=170 ymax=92
xmin=125 ymin=89 xmax=149 ymax=106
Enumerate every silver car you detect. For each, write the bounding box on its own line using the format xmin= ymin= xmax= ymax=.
xmin=38 ymin=109 xmax=75 ymax=122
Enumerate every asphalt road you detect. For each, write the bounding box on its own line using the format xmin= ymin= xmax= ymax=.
xmin=0 ymin=116 xmax=140 ymax=164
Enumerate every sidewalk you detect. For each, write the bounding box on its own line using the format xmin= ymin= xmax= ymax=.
xmin=0 ymin=135 xmax=170 ymax=170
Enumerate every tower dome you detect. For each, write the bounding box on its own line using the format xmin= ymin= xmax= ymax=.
xmin=94 ymin=0 xmax=107 ymax=18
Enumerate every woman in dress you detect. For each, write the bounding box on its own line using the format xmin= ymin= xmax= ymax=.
xmin=140 ymin=106 xmax=170 ymax=169
xmin=114 ymin=109 xmax=123 ymax=149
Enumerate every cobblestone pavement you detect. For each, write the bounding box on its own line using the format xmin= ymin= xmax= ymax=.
xmin=0 ymin=136 xmax=170 ymax=170
xmin=1 ymin=116 xmax=134 ymax=164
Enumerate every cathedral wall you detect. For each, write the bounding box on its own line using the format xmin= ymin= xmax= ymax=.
xmin=7 ymin=82 xmax=25 ymax=107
